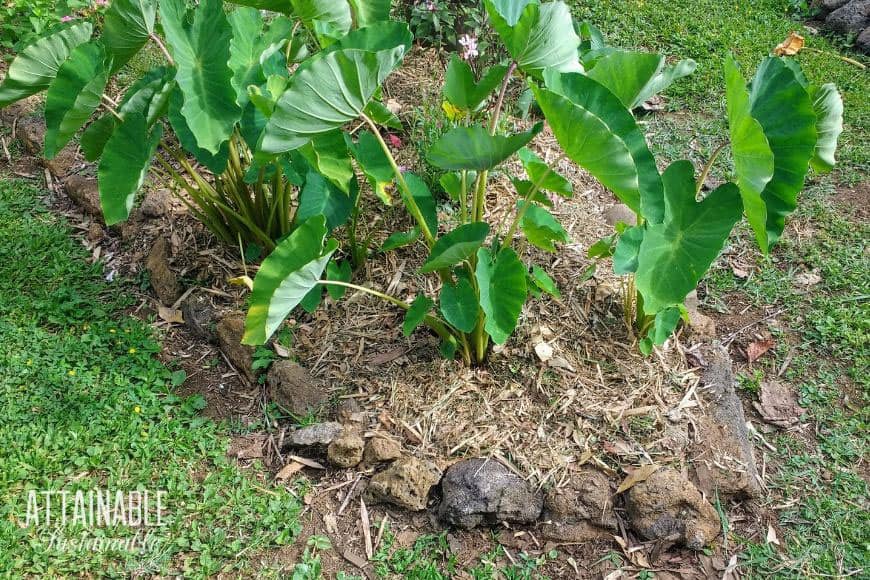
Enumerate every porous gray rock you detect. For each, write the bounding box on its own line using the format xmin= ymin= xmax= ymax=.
xmin=288 ymin=422 xmax=344 ymax=447
xmin=856 ymin=26 xmax=870 ymax=52
xmin=363 ymin=436 xmax=403 ymax=465
xmin=624 ymin=468 xmax=720 ymax=550
xmin=267 ymin=361 xmax=328 ymax=417
xmin=603 ymin=203 xmax=637 ymax=227
xmin=684 ymin=290 xmax=717 ymax=340
xmin=216 ymin=313 xmax=255 ymax=380
xmin=821 ymin=0 xmax=851 ymax=15
xmin=145 ymin=237 xmax=181 ymax=305
xmin=827 ymin=0 xmax=870 ymax=35
xmin=540 ymin=467 xmax=616 ymax=542
xmin=437 ymin=458 xmax=543 ymax=529
xmin=139 ymin=189 xmax=172 ymax=218
xmin=327 ymin=431 xmax=365 ymax=468
xmin=365 ymin=457 xmax=441 ymax=511
xmin=181 ymin=291 xmax=220 ymax=342
xmin=64 ymin=176 xmax=103 ymax=219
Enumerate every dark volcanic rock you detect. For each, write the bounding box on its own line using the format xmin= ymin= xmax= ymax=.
xmin=216 ymin=313 xmax=255 ymax=381
xmin=181 ymin=291 xmax=220 ymax=342
xmin=145 ymin=237 xmax=181 ymax=305
xmin=540 ymin=467 xmax=616 ymax=542
xmin=437 ymin=458 xmax=543 ymax=529
xmin=827 ymin=0 xmax=870 ymax=34
xmin=266 ymin=361 xmax=328 ymax=417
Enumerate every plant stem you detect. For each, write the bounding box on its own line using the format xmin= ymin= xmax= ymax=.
xmin=284 ymin=21 xmax=302 ymax=62
xmin=460 ymin=170 xmax=468 ymax=223
xmin=489 ymin=61 xmax=517 ymax=135
xmin=695 ymin=142 xmax=729 ymax=195
xmin=502 ymin=154 xmax=564 ymax=245
xmin=149 ymin=33 xmax=175 ymax=67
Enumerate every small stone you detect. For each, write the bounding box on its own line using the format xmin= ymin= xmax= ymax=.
xmin=267 ymin=361 xmax=328 ymax=417
xmin=365 ymin=457 xmax=441 ymax=511
xmin=327 ymin=431 xmax=365 ymax=468
xmin=139 ymin=189 xmax=173 ymax=218
xmin=44 ymin=148 xmax=77 ymax=178
xmin=288 ymin=422 xmax=344 ymax=447
xmin=827 ymin=0 xmax=870 ymax=35
xmin=437 ymin=458 xmax=543 ymax=529
xmin=86 ymin=222 xmax=104 ymax=242
xmin=363 ymin=437 xmax=403 ymax=464
xmin=856 ymin=26 xmax=870 ymax=53
xmin=540 ymin=467 xmax=616 ymax=542
xmin=534 ymin=341 xmax=554 ymax=362
xmin=145 ymin=237 xmax=181 ymax=305
xmin=16 ymin=117 xmax=44 ymax=156
xmin=625 ymin=468 xmax=720 ymax=550
xmin=216 ymin=313 xmax=255 ymax=380
xmin=181 ymin=291 xmax=220 ymax=342
xmin=64 ymin=176 xmax=103 ymax=219
xmin=684 ymin=290 xmax=716 ymax=339
xmin=594 ymin=279 xmax=621 ymax=302
xmin=603 ymin=204 xmax=637 ymax=227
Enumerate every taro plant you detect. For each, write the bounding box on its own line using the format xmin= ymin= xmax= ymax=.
xmin=0 ymin=0 xmax=403 ymax=252
xmin=242 ymin=0 xmax=842 ymax=364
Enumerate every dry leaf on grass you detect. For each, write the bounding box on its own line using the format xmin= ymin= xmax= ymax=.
xmin=774 ymin=31 xmax=805 ymax=56
xmin=616 ymin=464 xmax=661 ymax=494
xmin=287 ymin=455 xmax=326 ymax=469
xmin=746 ymin=338 xmax=775 ymax=363
xmin=275 ymin=461 xmax=304 ymax=481
xmin=534 ymin=341 xmax=554 ymax=362
xmin=766 ymin=523 xmax=780 ymax=545
xmin=157 ymin=306 xmax=184 ymax=324
xmin=795 ymin=270 xmax=821 ymax=286
xmin=273 ymin=343 xmax=291 ymax=358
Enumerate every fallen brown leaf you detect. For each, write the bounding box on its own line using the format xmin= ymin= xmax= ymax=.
xmin=287 ymin=455 xmax=326 ymax=469
xmin=774 ymin=31 xmax=805 ymax=56
xmin=228 ymin=275 xmax=254 ymax=291
xmin=616 ymin=464 xmax=660 ymax=494
xmin=157 ymin=305 xmax=184 ymax=324
xmin=746 ymin=338 xmax=775 ymax=364
xmin=275 ymin=461 xmax=304 ymax=481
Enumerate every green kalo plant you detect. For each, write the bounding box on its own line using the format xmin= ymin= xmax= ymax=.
xmin=240 ymin=0 xmax=842 ymax=364
xmin=0 ymin=0 xmax=403 ymax=251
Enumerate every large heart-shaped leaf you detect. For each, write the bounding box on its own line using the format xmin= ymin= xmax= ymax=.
xmin=160 ymin=0 xmax=241 ymax=154
xmin=724 ymin=55 xmax=774 ymax=252
xmin=346 ymin=130 xmax=394 ymax=203
xmin=102 ymin=0 xmax=156 ymax=72
xmin=534 ymin=72 xmax=663 ymax=222
xmin=228 ymin=9 xmax=293 ymax=108
xmin=299 ymin=130 xmax=355 ymax=193
xmin=44 ymin=41 xmax=109 ymax=159
xmin=420 ymin=222 xmax=490 ymax=273
xmin=635 ymin=161 xmax=743 ymax=314
xmin=427 ymin=123 xmax=542 ymax=171
xmin=291 ymin=0 xmax=353 ymax=41
xmin=517 ymin=147 xmax=572 ymax=197
xmin=440 ymin=277 xmax=479 ymax=333
xmin=586 ymin=50 xmax=696 ymax=110
xmin=98 ymin=112 xmax=163 ymax=225
xmin=262 ymin=48 xmax=405 ymax=153
xmin=243 ymin=216 xmax=338 ymax=344
xmin=297 ymin=170 xmax=358 ymax=231
xmin=748 ymin=57 xmax=817 ymax=248
xmin=348 ymin=0 xmax=391 ymax=27
xmin=476 ymin=246 xmax=527 ymax=345
xmin=517 ymin=202 xmax=569 ymax=251
xmin=612 ymin=225 xmax=643 ymax=274
xmin=0 ymin=21 xmax=93 ymax=107
xmin=486 ymin=0 xmax=581 ymax=79
xmin=167 ymin=86 xmax=229 ymax=173
xmin=443 ymin=55 xmax=509 ymax=112
xmin=808 ymin=83 xmax=843 ymax=174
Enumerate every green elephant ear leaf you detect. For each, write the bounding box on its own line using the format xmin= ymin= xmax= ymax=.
xmin=440 ymin=277 xmax=479 ymax=333
xmin=0 ymin=21 xmax=93 ymax=107
xmin=534 ymin=72 xmax=663 ymax=222
xmin=225 ymin=0 xmax=293 ymax=14
xmin=403 ymin=294 xmax=434 ymax=336
xmin=476 ymin=246 xmax=527 ymax=345
xmin=443 ymin=54 xmax=509 ymax=112
xmin=346 ymin=130 xmax=395 ymax=204
xmin=44 ymin=41 xmax=110 ymax=159
xmin=612 ymin=225 xmax=643 ymax=274
xmin=635 ymin=160 xmax=743 ymax=314
xmin=485 ymin=0 xmax=581 ymax=79
xmin=297 ymin=170 xmax=358 ymax=231
xmin=325 ymin=259 xmax=352 ymax=300
xmin=291 ymin=0 xmax=353 ymax=42
xmin=427 ymin=123 xmax=543 ymax=171
xmin=585 ymin=50 xmax=696 ymax=110
xmin=420 ymin=222 xmax=490 ymax=273
xmin=381 ymin=227 xmax=421 ymax=252
xmin=119 ymin=66 xmax=176 ymax=126
xmin=529 ymin=265 xmax=560 ymax=298
xmin=748 ymin=57 xmax=817 ymax=248
xmin=243 ymin=216 xmax=338 ymax=345
xmin=81 ymin=115 xmax=117 ymax=162
xmin=404 ymin=172 xmax=439 ymax=239
xmin=103 ymin=0 xmax=156 ymax=72
xmin=228 ymin=9 xmax=293 ymax=109
xmin=517 ymin=202 xmax=569 ymax=252
xmin=299 ymin=130 xmax=355 ymax=193
xmin=262 ymin=48 xmax=405 ymax=154
xmin=517 ymin=147 xmax=572 ymax=197
xmin=638 ymin=306 xmax=681 ymax=355
xmin=724 ymin=54 xmax=774 ymax=252
xmin=808 ymin=83 xmax=843 ymax=174
xmin=348 ymin=0 xmax=392 ymax=27
xmin=160 ymin=0 xmax=240 ymax=154
xmin=167 ymin=86 xmax=229 ymax=174
xmin=98 ymin=112 xmax=163 ymax=225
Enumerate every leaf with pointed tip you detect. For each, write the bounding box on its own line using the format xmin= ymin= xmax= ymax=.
xmin=476 ymin=247 xmax=527 ymax=345
xmin=439 ymin=171 xmax=476 ymax=202
xmin=486 ymin=0 xmax=581 ymax=79
xmin=160 ymin=0 xmax=240 ymax=154
xmin=403 ymin=294 xmax=434 ymax=336
xmin=225 ymin=0 xmax=293 ymax=13
xmin=420 ymin=222 xmax=490 ymax=273
xmin=299 ymin=130 xmax=354 ymax=193
xmin=427 ymin=123 xmax=542 ymax=171
xmin=517 ymin=202 xmax=569 ymax=252
xmin=724 ymin=54 xmax=774 ymax=252
xmin=44 ymin=41 xmax=109 ymax=159
xmin=297 ymin=170 xmax=358 ymax=231
xmin=167 ymin=86 xmax=229 ymax=173
xmin=529 ymin=265 xmax=560 ymax=299
xmin=809 ymin=83 xmax=842 ymax=173
xmin=119 ymin=66 xmax=175 ymax=125
xmin=364 ymin=99 xmax=402 ymax=130
xmin=291 ymin=0 xmax=353 ymax=41
xmin=587 ymin=51 xmax=696 ymax=110
xmin=403 ymin=173 xmax=439 ymax=238
xmin=443 ymin=55 xmax=509 ymax=112
xmin=639 ymin=306 xmax=681 ymax=355
xmin=635 ymin=161 xmax=743 ymax=314
xmin=533 ymin=72 xmax=663 ymax=222
xmin=326 ymin=259 xmax=352 ymax=300
xmin=440 ymin=277 xmax=478 ymax=333
xmin=243 ymin=216 xmax=338 ymax=344
xmin=517 ymin=147 xmax=572 ymax=197
xmin=98 ymin=112 xmax=162 ymax=225
xmin=346 ymin=130 xmax=394 ymax=203
xmin=381 ymin=227 xmax=421 ymax=252
xmin=348 ymin=0 xmax=391 ymax=27
xmin=612 ymin=225 xmax=643 ymax=274
xmin=0 ymin=21 xmax=93 ymax=107
xmin=228 ymin=9 xmax=293 ymax=109
xmin=103 ymin=0 xmax=156 ymax=72
xmin=80 ymin=116 xmax=116 ymax=162
xmin=749 ymin=57 xmax=817 ymax=248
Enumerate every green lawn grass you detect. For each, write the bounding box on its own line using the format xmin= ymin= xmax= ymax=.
xmin=0 ymin=178 xmax=301 ymax=576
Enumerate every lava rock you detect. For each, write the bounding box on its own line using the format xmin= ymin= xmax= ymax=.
xmin=86 ymin=223 xmax=105 ymax=242
xmin=827 ymin=0 xmax=870 ymax=35
xmin=267 ymin=361 xmax=328 ymax=417
xmin=603 ymin=203 xmax=637 ymax=227
xmin=145 ymin=237 xmax=181 ymax=305
xmin=540 ymin=467 xmax=616 ymax=542
xmin=684 ymin=291 xmax=717 ymax=340
xmin=821 ymin=0 xmax=851 ymax=14
xmin=856 ymin=26 xmax=870 ymax=53
xmin=181 ymin=291 xmax=220 ymax=342
xmin=437 ymin=458 xmax=543 ymax=529
xmin=692 ymin=345 xmax=762 ymax=499
xmin=327 ymin=431 xmax=365 ymax=468
xmin=139 ymin=189 xmax=172 ymax=218
xmin=624 ymin=468 xmax=720 ymax=550
xmin=216 ymin=313 xmax=255 ymax=380
xmin=45 ymin=148 xmax=78 ymax=178
xmin=15 ymin=117 xmax=44 ymax=155
xmin=64 ymin=176 xmax=103 ymax=219
xmin=288 ymin=422 xmax=344 ymax=447
xmin=363 ymin=437 xmax=403 ymax=465
xmin=365 ymin=457 xmax=441 ymax=511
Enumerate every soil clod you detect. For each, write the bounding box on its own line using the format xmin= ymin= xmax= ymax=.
xmin=365 ymin=457 xmax=441 ymax=511
xmin=267 ymin=360 xmax=328 ymax=417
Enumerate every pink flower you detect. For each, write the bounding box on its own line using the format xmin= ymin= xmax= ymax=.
xmin=458 ymin=34 xmax=479 ymax=61
xmin=61 ymin=15 xmax=74 ymax=22
xmin=387 ymin=134 xmax=403 ymax=148
xmin=94 ymin=0 xmax=109 ymax=6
